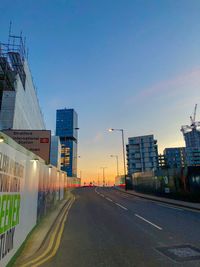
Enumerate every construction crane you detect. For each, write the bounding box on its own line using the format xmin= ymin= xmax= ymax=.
xmin=181 ymin=104 xmax=200 ymax=133
xmin=190 ymin=104 xmax=197 ymax=126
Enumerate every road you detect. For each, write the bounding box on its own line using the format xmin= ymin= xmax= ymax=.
xmin=42 ymin=187 xmax=200 ymax=267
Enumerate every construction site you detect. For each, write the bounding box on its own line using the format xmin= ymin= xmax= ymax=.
xmin=181 ymin=104 xmax=200 ymax=166
xmin=0 ymin=29 xmax=45 ymax=130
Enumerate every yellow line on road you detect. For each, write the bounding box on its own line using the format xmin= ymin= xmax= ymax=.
xmin=34 ymin=196 xmax=75 ymax=266
xmin=21 ymin=197 xmax=74 ymax=267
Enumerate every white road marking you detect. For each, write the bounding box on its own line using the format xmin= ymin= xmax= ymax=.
xmin=95 ymin=187 xmax=99 ymax=194
xmin=95 ymin=188 xmax=105 ymax=198
xmin=135 ymin=214 xmax=162 ymax=230
xmin=106 ymin=197 xmax=113 ymax=202
xmin=157 ymin=203 xmax=183 ymax=211
xmin=115 ymin=203 xmax=128 ymax=210
xmin=96 ymin=188 xmax=128 ymax=210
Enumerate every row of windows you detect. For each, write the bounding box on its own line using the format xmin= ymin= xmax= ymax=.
xmin=61 ymin=147 xmax=70 ymax=154
xmin=61 ymin=156 xmax=70 ymax=166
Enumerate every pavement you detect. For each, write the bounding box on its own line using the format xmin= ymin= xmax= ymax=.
xmin=116 ymin=187 xmax=200 ymax=211
xmin=40 ymin=187 xmax=200 ymax=267
xmin=13 ymin=190 xmax=74 ymax=267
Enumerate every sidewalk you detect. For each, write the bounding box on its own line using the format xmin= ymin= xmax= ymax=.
xmin=116 ymin=188 xmax=200 ymax=211
xmin=12 ymin=190 xmax=73 ymax=267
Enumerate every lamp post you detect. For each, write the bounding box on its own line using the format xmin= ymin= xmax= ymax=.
xmin=97 ymin=172 xmax=100 ymax=187
xmin=108 ymin=128 xmax=127 ymax=190
xmin=100 ymin=167 xmax=107 ymax=187
xmin=110 ymin=155 xmax=119 ymax=177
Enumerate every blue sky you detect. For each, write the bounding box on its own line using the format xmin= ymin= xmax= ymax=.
xmin=1 ymin=0 xmax=200 ymax=182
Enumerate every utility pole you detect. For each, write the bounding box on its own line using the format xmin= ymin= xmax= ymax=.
xmin=100 ymin=167 xmax=107 ymax=187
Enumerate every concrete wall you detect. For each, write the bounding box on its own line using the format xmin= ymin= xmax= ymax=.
xmin=0 ymin=60 xmax=45 ymax=131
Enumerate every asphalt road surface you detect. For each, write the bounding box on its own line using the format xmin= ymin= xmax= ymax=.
xmin=42 ymin=187 xmax=200 ymax=267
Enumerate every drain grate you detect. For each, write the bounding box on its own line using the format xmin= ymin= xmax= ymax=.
xmin=157 ymin=245 xmax=200 ymax=262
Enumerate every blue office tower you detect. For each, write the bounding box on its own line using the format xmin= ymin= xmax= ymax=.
xmin=56 ymin=108 xmax=78 ymax=177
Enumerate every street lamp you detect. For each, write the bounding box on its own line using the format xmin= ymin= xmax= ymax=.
xmin=110 ymin=155 xmax=119 ymax=177
xmin=108 ymin=128 xmax=127 ymax=190
xmin=97 ymin=172 xmax=100 ymax=187
xmin=100 ymin=167 xmax=107 ymax=187
xmin=76 ymin=155 xmax=81 ymax=179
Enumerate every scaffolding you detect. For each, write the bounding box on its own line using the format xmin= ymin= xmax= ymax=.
xmin=0 ymin=30 xmax=27 ymax=93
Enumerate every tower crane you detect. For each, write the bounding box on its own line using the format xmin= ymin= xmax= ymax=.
xmin=190 ymin=104 xmax=197 ymax=126
xmin=181 ymin=104 xmax=200 ymax=133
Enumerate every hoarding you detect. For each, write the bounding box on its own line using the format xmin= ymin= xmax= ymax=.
xmin=3 ymin=130 xmax=51 ymax=163
xmin=0 ymin=140 xmax=39 ymax=267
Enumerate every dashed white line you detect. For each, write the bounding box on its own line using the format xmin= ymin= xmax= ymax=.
xmin=95 ymin=188 xmax=99 ymax=194
xmin=135 ymin=214 xmax=162 ymax=230
xmin=115 ymin=203 xmax=128 ymax=210
xmin=106 ymin=197 xmax=113 ymax=202
xmin=95 ymin=188 xmax=127 ymax=210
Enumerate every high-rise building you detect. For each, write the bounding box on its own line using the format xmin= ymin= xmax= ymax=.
xmin=50 ymin=136 xmax=61 ymax=169
xmin=181 ymin=105 xmax=200 ymax=166
xmin=126 ymin=134 xmax=158 ymax=175
xmin=183 ymin=129 xmax=200 ymax=166
xmin=0 ymin=33 xmax=45 ymax=130
xmin=164 ymin=147 xmax=186 ymax=168
xmin=56 ymin=108 xmax=78 ymax=176
xmin=158 ymin=154 xmax=166 ymax=169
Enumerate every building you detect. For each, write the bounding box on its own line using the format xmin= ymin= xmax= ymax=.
xmin=164 ymin=147 xmax=186 ymax=168
xmin=184 ymin=129 xmax=200 ymax=166
xmin=158 ymin=154 xmax=166 ymax=169
xmin=127 ymin=134 xmax=158 ymax=175
xmin=0 ymin=33 xmax=45 ymax=130
xmin=50 ymin=136 xmax=61 ymax=169
xmin=181 ymin=105 xmax=200 ymax=166
xmin=56 ymin=108 xmax=78 ymax=176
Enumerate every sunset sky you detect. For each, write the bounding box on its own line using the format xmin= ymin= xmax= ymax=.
xmin=1 ymin=0 xmax=200 ymax=184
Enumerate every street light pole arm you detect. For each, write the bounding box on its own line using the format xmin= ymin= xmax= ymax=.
xmin=121 ymin=129 xmax=126 ymax=176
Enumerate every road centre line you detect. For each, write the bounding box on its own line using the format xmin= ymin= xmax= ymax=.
xmin=106 ymin=197 xmax=113 ymax=202
xmin=95 ymin=188 xmax=128 ymax=210
xmin=95 ymin=188 xmax=105 ymax=197
xmin=157 ymin=203 xmax=183 ymax=211
xmin=135 ymin=214 xmax=162 ymax=230
xmin=115 ymin=202 xmax=128 ymax=210
xmin=95 ymin=187 xmax=99 ymax=194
